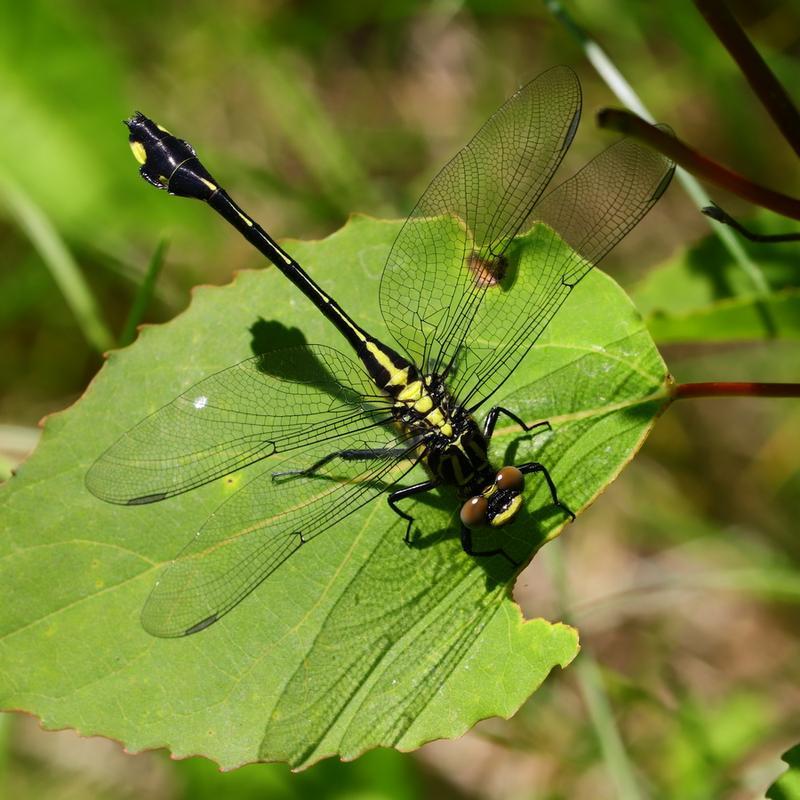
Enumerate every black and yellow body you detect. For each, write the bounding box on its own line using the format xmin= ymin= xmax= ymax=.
xmin=125 ymin=113 xmax=539 ymax=536
xmin=86 ymin=72 xmax=674 ymax=637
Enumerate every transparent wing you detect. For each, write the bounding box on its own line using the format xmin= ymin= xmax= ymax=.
xmin=141 ymin=429 xmax=420 ymax=637
xmin=451 ymin=136 xmax=675 ymax=410
xmin=86 ymin=345 xmax=392 ymax=505
xmin=379 ymin=66 xmax=581 ymax=377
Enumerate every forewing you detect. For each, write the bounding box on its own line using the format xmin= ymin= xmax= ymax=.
xmin=451 ymin=136 xmax=675 ymax=411
xmin=86 ymin=345 xmax=390 ymax=504
xmin=379 ymin=66 xmax=581 ymax=376
xmin=141 ymin=429 xmax=419 ymax=637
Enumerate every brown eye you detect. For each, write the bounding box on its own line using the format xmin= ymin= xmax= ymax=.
xmin=495 ymin=466 xmax=524 ymax=493
xmin=460 ymin=496 xmax=488 ymax=529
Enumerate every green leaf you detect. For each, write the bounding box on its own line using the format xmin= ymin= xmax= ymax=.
xmin=768 ymin=744 xmax=800 ymax=800
xmin=0 ymin=215 xmax=669 ymax=769
xmin=632 ymin=222 xmax=800 ymax=343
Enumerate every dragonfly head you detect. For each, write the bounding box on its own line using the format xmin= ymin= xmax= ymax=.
xmin=460 ymin=466 xmax=525 ymax=529
xmin=125 ymin=112 xmax=219 ymax=201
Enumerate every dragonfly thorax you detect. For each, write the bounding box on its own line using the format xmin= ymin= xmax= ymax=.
xmin=412 ymin=396 xmax=495 ymax=494
xmin=390 ymin=373 xmax=457 ymax=435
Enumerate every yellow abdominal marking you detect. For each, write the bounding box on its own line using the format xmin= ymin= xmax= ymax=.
xmin=200 ymin=177 xmax=218 ymax=193
xmin=367 ymin=342 xmax=409 ymax=386
xmin=235 ymin=208 xmax=253 ymax=227
xmin=490 ymin=494 xmax=522 ymax=527
xmin=130 ymin=140 xmax=147 ymax=165
xmin=336 ymin=314 xmax=367 ymax=342
xmin=363 ymin=345 xmax=454 ymax=435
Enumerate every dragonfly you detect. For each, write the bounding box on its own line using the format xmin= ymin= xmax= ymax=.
xmin=86 ymin=66 xmax=674 ymax=638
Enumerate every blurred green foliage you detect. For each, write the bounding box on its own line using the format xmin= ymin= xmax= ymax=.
xmin=768 ymin=744 xmax=800 ymax=799
xmin=1 ymin=0 xmax=798 ymax=798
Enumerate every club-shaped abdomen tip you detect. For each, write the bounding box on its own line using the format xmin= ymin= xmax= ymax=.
xmin=123 ymin=112 xmax=173 ymax=190
xmin=126 ymin=115 xmax=148 ymax=168
xmin=123 ymin=111 xmax=219 ymax=200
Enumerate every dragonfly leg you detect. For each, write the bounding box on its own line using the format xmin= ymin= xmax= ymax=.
xmin=518 ymin=462 xmax=575 ymax=521
xmin=460 ymin=525 xmax=520 ymax=568
xmin=388 ymin=480 xmax=439 ymax=545
xmin=483 ymin=406 xmax=551 ymax=440
xmin=272 ymin=448 xmax=410 ymax=480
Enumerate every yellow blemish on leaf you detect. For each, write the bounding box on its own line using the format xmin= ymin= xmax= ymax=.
xmin=224 ymin=474 xmax=242 ymax=493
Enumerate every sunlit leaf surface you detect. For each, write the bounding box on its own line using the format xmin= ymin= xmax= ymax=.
xmin=0 ymin=216 xmax=669 ymax=768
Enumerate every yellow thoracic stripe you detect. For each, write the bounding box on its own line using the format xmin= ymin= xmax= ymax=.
xmin=413 ymin=395 xmax=433 ymax=413
xmin=425 ymin=408 xmax=453 ymax=436
xmin=426 ymin=408 xmax=445 ymax=427
xmin=397 ymin=380 xmax=423 ymax=402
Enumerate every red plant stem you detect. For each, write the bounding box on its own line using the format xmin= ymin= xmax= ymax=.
xmin=673 ymin=382 xmax=800 ymax=400
xmin=694 ymin=0 xmax=800 ymax=157
xmin=597 ymin=109 xmax=800 ymax=221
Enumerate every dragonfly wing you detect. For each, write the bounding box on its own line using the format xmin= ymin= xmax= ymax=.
xmin=449 ymin=136 xmax=675 ymax=411
xmin=86 ymin=345 xmax=391 ymax=504
xmin=379 ymin=66 xmax=581 ymax=377
xmin=141 ymin=429 xmax=419 ymax=637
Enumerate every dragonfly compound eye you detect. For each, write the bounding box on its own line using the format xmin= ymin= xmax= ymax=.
xmin=495 ymin=466 xmax=524 ymax=493
xmin=460 ymin=496 xmax=489 ymax=529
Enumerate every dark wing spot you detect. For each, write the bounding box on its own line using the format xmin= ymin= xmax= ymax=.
xmin=184 ymin=614 xmax=219 ymax=636
xmin=127 ymin=492 xmax=168 ymax=505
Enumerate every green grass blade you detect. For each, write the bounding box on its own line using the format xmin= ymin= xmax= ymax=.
xmin=255 ymin=54 xmax=380 ymax=214
xmin=546 ymin=539 xmax=645 ymax=800
xmin=119 ymin=240 xmax=168 ymax=347
xmin=0 ymin=175 xmax=115 ymax=353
